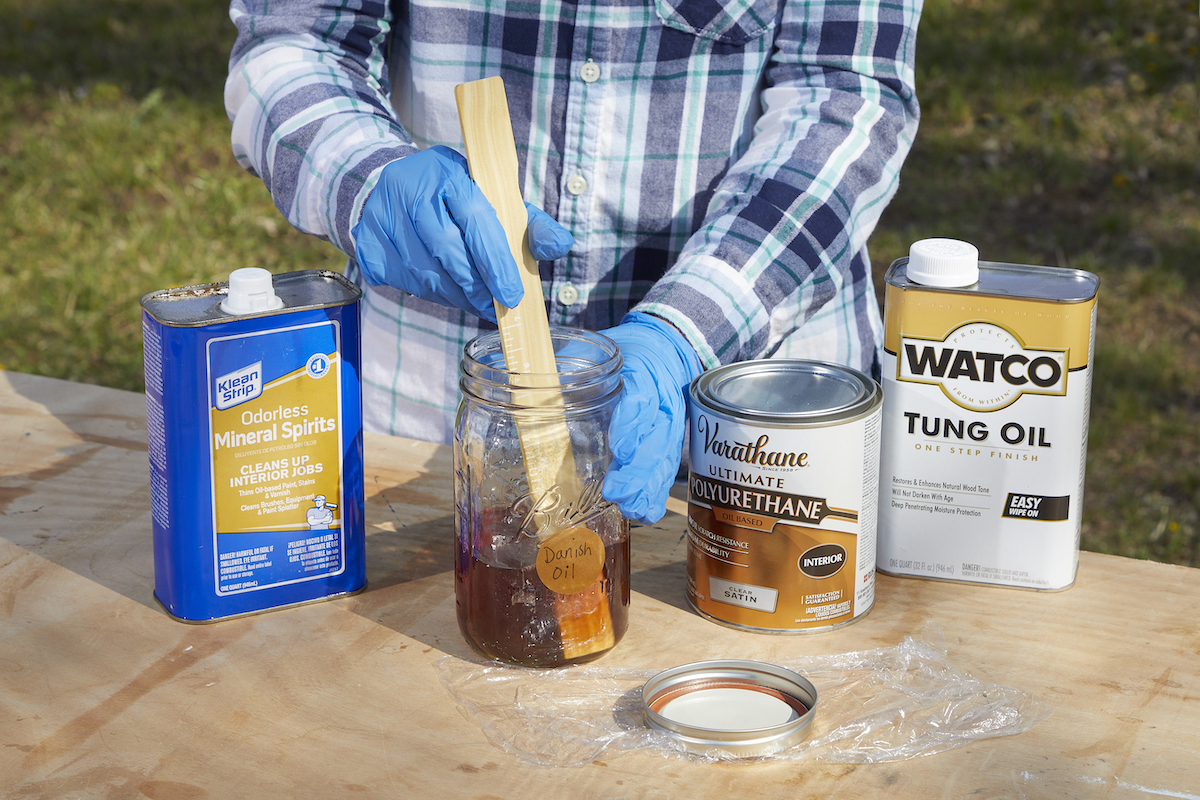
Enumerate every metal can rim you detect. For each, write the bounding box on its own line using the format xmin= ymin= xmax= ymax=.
xmin=642 ymin=659 xmax=818 ymax=758
xmin=691 ymin=359 xmax=881 ymax=427
xmin=140 ymin=269 xmax=361 ymax=327
xmin=885 ymin=257 xmax=1101 ymax=303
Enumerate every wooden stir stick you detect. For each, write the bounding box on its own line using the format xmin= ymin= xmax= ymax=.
xmin=455 ymin=76 xmax=614 ymax=661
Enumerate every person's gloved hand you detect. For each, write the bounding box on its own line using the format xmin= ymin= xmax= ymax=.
xmin=601 ymin=312 xmax=703 ymax=525
xmin=351 ymin=146 xmax=574 ymax=322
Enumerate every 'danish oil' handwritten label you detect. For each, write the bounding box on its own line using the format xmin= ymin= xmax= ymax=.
xmin=536 ymin=525 xmax=605 ymax=595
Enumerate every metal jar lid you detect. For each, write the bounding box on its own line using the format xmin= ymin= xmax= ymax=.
xmin=691 ymin=359 xmax=881 ymax=427
xmin=642 ymin=660 xmax=818 ymax=758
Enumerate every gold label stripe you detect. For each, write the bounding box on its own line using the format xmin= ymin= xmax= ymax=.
xmin=883 ymin=286 xmax=1096 ymax=369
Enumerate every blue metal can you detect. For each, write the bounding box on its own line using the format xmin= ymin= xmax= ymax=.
xmin=141 ymin=268 xmax=365 ymax=621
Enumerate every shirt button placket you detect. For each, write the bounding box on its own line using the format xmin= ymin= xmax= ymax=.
xmin=556 ymin=14 xmax=607 ymax=325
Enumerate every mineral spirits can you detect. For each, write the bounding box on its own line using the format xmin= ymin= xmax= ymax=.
xmin=687 ymin=360 xmax=882 ymax=632
xmin=141 ymin=268 xmax=365 ymax=621
xmin=876 ymin=239 xmax=1100 ymax=590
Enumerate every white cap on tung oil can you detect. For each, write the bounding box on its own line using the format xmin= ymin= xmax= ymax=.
xmin=907 ymin=238 xmax=979 ymax=287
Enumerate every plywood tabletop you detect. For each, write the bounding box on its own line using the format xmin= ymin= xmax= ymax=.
xmin=1 ymin=369 xmax=1198 ymax=799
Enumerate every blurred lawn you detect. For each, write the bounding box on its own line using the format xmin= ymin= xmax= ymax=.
xmin=1 ymin=0 xmax=1197 ymax=565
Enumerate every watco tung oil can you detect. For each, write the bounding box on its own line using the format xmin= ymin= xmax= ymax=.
xmin=876 ymin=239 xmax=1100 ymax=590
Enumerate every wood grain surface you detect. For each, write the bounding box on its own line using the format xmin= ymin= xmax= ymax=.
xmin=453 ymin=76 xmax=576 ymax=497
xmin=1 ymin=369 xmax=1198 ymax=799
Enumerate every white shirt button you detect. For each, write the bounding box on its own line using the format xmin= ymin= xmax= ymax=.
xmin=566 ymin=173 xmax=588 ymax=195
xmin=580 ymin=60 xmax=601 ymax=83
xmin=557 ymin=283 xmax=580 ymax=306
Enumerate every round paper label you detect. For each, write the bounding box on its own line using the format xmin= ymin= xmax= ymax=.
xmin=536 ymin=525 xmax=605 ymax=595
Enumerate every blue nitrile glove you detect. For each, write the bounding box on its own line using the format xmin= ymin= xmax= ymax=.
xmin=351 ymin=146 xmax=574 ymax=322
xmin=601 ymin=312 xmax=703 ymax=525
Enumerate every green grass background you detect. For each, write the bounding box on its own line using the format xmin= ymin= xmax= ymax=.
xmin=2 ymin=0 xmax=1197 ymax=565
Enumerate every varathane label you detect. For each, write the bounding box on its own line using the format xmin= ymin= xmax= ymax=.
xmin=207 ymin=322 xmax=345 ymax=595
xmin=877 ymin=269 xmax=1098 ymax=590
xmin=687 ymin=403 xmax=880 ymax=632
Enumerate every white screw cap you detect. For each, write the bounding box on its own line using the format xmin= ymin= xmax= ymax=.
xmin=907 ymin=238 xmax=979 ymax=287
xmin=221 ymin=267 xmax=284 ymax=314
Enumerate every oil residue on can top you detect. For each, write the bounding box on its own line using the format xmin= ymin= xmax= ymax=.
xmin=141 ymin=268 xmax=365 ymax=621
xmin=876 ymin=239 xmax=1100 ymax=590
xmin=687 ymin=360 xmax=882 ymax=633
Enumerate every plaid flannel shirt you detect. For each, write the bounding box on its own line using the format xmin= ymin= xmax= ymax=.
xmin=226 ymin=0 xmax=921 ymax=443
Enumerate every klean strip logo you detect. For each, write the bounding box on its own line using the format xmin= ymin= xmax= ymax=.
xmin=899 ymin=323 xmax=1067 ymax=411
xmin=214 ymin=362 xmax=263 ymax=410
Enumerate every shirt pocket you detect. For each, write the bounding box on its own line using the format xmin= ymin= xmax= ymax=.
xmin=652 ymin=0 xmax=783 ymax=45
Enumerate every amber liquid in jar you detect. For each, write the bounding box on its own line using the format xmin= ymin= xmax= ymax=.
xmin=456 ymin=506 xmax=630 ymax=667
xmin=456 ymin=327 xmax=629 ymax=666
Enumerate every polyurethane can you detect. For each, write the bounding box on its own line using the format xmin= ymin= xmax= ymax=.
xmin=876 ymin=239 xmax=1100 ymax=590
xmin=141 ymin=268 xmax=365 ymax=621
xmin=687 ymin=360 xmax=882 ymax=633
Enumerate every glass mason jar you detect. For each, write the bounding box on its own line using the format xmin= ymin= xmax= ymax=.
xmin=454 ymin=327 xmax=630 ymax=667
